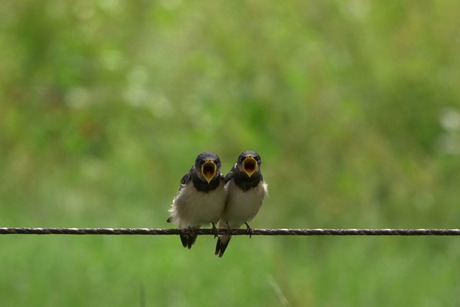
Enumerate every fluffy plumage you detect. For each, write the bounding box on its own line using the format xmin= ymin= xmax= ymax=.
xmin=167 ymin=152 xmax=226 ymax=249
xmin=215 ymin=151 xmax=268 ymax=257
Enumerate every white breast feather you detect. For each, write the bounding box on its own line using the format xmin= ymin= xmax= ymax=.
xmin=170 ymin=182 xmax=226 ymax=228
xmin=223 ymin=180 xmax=268 ymax=228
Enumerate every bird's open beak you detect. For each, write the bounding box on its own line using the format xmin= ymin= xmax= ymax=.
xmin=201 ymin=160 xmax=217 ymax=183
xmin=243 ymin=156 xmax=258 ymax=177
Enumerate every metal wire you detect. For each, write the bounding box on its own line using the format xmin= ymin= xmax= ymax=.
xmin=1 ymin=227 xmax=460 ymax=236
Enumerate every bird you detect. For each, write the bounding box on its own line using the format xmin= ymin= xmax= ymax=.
xmin=215 ymin=151 xmax=268 ymax=257
xmin=167 ymin=152 xmax=226 ymax=249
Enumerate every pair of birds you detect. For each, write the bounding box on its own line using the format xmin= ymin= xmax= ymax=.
xmin=167 ymin=151 xmax=268 ymax=257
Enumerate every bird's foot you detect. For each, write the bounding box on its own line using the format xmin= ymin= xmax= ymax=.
xmin=180 ymin=226 xmax=197 ymax=249
xmin=211 ymin=222 xmax=218 ymax=238
xmin=187 ymin=226 xmax=195 ymax=237
xmin=244 ymin=222 xmax=253 ymax=238
xmin=226 ymin=222 xmax=233 ymax=239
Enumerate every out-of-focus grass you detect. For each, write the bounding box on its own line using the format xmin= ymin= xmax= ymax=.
xmin=1 ymin=1 xmax=460 ymax=306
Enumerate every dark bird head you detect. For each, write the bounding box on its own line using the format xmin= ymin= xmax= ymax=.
xmin=194 ymin=152 xmax=222 ymax=183
xmin=236 ymin=151 xmax=262 ymax=178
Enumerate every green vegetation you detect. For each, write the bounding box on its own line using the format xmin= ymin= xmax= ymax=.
xmin=1 ymin=1 xmax=460 ymax=306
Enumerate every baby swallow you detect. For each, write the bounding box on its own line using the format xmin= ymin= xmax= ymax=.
xmin=167 ymin=152 xmax=226 ymax=249
xmin=215 ymin=151 xmax=268 ymax=257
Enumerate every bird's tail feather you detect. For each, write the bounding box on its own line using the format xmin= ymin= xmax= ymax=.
xmin=180 ymin=234 xmax=197 ymax=249
xmin=215 ymin=235 xmax=231 ymax=257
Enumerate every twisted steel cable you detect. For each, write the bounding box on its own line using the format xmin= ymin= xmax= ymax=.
xmin=1 ymin=227 xmax=459 ymax=236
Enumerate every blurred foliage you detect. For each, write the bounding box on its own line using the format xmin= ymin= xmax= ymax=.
xmin=1 ymin=0 xmax=460 ymax=306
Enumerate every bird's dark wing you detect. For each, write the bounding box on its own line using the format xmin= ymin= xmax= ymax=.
xmin=224 ymin=164 xmax=237 ymax=183
xmin=178 ymin=168 xmax=193 ymax=191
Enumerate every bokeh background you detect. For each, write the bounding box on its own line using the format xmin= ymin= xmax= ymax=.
xmin=1 ymin=1 xmax=460 ymax=306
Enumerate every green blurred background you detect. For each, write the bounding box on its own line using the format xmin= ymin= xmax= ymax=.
xmin=1 ymin=1 xmax=460 ymax=306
